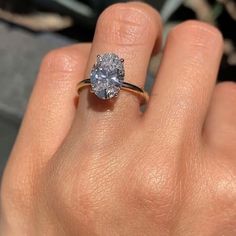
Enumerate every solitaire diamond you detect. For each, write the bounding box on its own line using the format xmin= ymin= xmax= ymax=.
xmin=90 ymin=53 xmax=125 ymax=100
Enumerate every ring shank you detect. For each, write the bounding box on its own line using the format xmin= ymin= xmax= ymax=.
xmin=77 ymin=79 xmax=149 ymax=105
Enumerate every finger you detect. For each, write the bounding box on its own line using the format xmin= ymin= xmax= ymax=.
xmin=8 ymin=44 xmax=91 ymax=167
xmin=146 ymin=21 xmax=223 ymax=139
xmin=203 ymin=82 xmax=236 ymax=153
xmin=73 ymin=2 xmax=162 ymax=138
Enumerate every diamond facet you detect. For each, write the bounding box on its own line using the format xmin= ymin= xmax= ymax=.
xmin=90 ymin=53 xmax=125 ymax=100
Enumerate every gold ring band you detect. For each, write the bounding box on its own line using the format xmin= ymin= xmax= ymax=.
xmin=77 ymin=79 xmax=149 ymax=105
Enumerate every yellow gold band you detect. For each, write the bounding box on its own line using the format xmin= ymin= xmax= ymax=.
xmin=77 ymin=79 xmax=149 ymax=105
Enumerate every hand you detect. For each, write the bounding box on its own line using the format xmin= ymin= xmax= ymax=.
xmin=1 ymin=2 xmax=236 ymax=235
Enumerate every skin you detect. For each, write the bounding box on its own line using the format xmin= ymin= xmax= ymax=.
xmin=0 ymin=2 xmax=236 ymax=235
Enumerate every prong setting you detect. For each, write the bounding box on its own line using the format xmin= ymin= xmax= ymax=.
xmin=97 ymin=55 xmax=102 ymax=61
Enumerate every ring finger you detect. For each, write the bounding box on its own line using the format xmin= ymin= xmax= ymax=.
xmin=71 ymin=2 xmax=162 ymax=142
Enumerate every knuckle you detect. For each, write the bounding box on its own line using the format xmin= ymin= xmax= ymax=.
xmin=40 ymin=45 xmax=84 ymax=74
xmin=45 ymin=160 xmax=103 ymax=227
xmin=124 ymin=162 xmax=178 ymax=218
xmin=214 ymin=169 xmax=236 ymax=200
xmin=203 ymin=165 xmax=236 ymax=217
xmin=1 ymin=171 xmax=36 ymax=214
xmin=213 ymin=177 xmax=236 ymax=216
xmin=172 ymin=20 xmax=223 ymax=40
xmin=169 ymin=20 xmax=223 ymax=51
xmin=97 ymin=3 xmax=160 ymax=46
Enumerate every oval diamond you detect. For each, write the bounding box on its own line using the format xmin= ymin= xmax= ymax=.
xmin=90 ymin=53 xmax=125 ymax=100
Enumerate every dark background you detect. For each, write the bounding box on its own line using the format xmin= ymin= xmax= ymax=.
xmin=0 ymin=0 xmax=235 ymax=176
